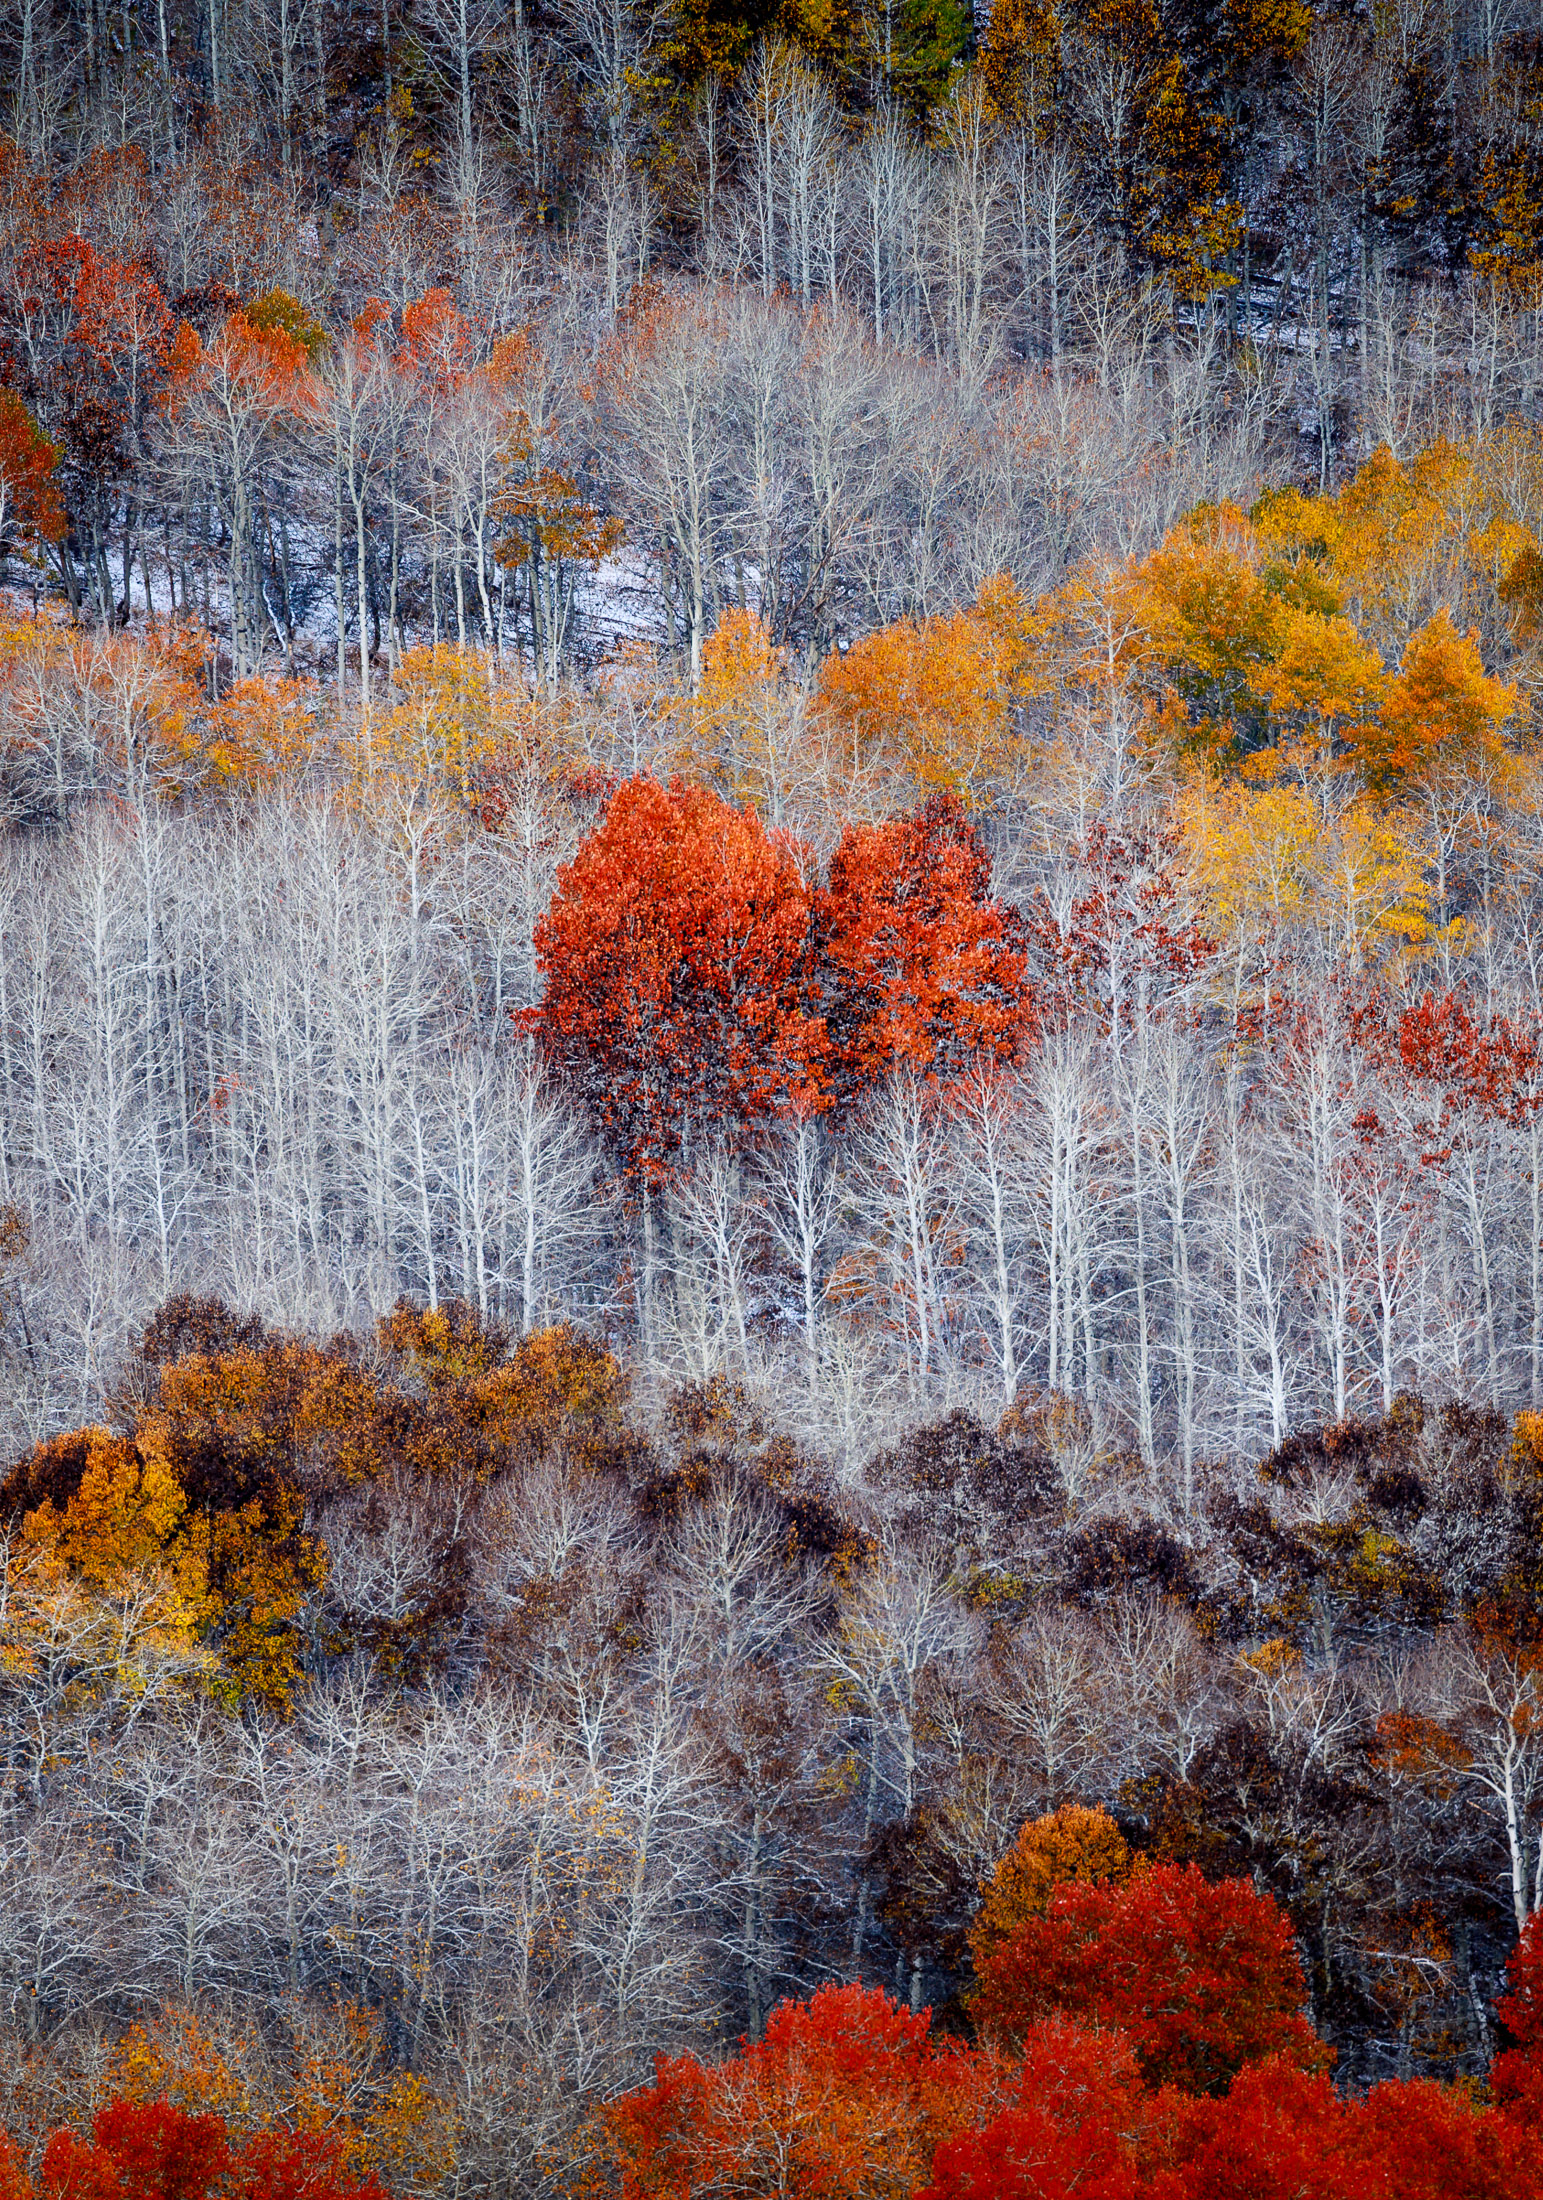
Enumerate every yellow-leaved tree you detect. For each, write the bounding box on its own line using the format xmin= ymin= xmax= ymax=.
xmin=814 ymin=574 xmax=1041 ymax=803
xmin=1247 ymin=604 xmax=1388 ymax=789
xmin=667 ymin=607 xmax=810 ymax=822
xmin=1125 ymin=505 xmax=1282 ymax=763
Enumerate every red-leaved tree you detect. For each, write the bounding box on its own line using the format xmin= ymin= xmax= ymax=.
xmin=6 ymin=2098 xmax=386 ymax=2200
xmin=815 ymin=793 xmax=1031 ymax=1100
xmin=1023 ymin=822 xmax=1214 ymax=1045
xmin=0 ymin=388 xmax=63 ymax=553
xmin=918 ymin=2018 xmax=1159 ymax=2200
xmin=925 ymin=2031 xmax=1543 ymax=2200
xmin=533 ymin=776 xmax=825 ymax=1181
xmin=971 ymin=1860 xmax=1326 ymax=2095
xmin=604 ymin=1983 xmax=1003 ymax=2199
xmin=605 ymin=1979 xmax=1543 ymax=2200
xmin=1492 ymin=1910 xmax=1543 ymax=2122
xmin=1155 ymin=2057 xmax=1349 ymax=2200
xmin=1342 ymin=2073 xmax=1543 ymax=2200
xmin=3 ymin=237 xmax=186 ymax=615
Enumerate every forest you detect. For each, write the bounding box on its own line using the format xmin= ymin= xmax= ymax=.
xmin=2 ymin=0 xmax=1543 ymax=2193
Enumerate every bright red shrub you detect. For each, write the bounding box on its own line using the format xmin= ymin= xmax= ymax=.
xmin=0 ymin=2138 xmax=32 ymax=2200
xmin=40 ymin=2103 xmax=229 ymax=2200
xmin=226 ymin=2127 xmax=378 ymax=2200
xmin=1489 ymin=1910 xmax=1543 ymax=2123
xmin=19 ymin=2100 xmax=385 ymax=2200
xmin=918 ymin=2020 xmax=1165 ymax=2200
xmin=1157 ymin=2057 xmax=1349 ymax=2200
xmin=1344 ymin=2075 xmax=1543 ymax=2200
xmin=1495 ymin=1910 xmax=1543 ymax=2049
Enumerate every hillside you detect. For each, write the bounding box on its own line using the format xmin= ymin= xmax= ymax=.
xmin=1 ymin=3 xmax=1543 ymax=2195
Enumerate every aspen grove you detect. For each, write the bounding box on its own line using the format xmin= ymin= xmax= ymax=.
xmin=5 ymin=0 xmax=1543 ymax=2193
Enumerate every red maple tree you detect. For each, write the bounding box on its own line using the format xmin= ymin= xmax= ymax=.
xmin=814 ymin=792 xmax=1032 ymax=1100
xmin=918 ymin=2018 xmax=1159 ymax=2200
xmin=6 ymin=2099 xmax=385 ymax=2200
xmin=533 ymin=775 xmax=826 ymax=1180
xmin=1491 ymin=1910 xmax=1543 ymax=2122
xmin=971 ymin=1860 xmax=1326 ymax=2095
xmin=605 ymin=1983 xmax=1002 ymax=2200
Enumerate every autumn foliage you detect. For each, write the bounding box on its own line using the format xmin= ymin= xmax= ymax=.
xmin=971 ymin=1859 xmax=1324 ymax=2093
xmin=0 ymin=1294 xmax=627 ymax=1709
xmin=917 ymin=2018 xmax=1158 ymax=2200
xmin=813 ymin=576 xmax=1040 ymax=800
xmin=607 ymin=1903 xmax=1543 ymax=2200
xmin=604 ymin=1984 xmax=1004 ymax=2200
xmin=534 ymin=779 xmax=1032 ymax=1173
xmin=1491 ymin=1910 xmax=1543 ymax=2118
xmin=0 ymin=390 xmax=63 ymax=548
xmin=968 ymin=1804 xmax=1133 ymax=1963
xmin=815 ymin=797 xmax=1032 ymax=1098
xmin=1130 ymin=465 xmax=1523 ymax=799
xmin=0 ymin=2099 xmax=385 ymax=2200
xmin=533 ymin=775 xmax=826 ymax=1180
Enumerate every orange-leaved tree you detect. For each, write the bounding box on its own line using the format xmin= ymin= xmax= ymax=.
xmin=969 ymin=1805 xmax=1133 ymax=1966
xmin=815 ymin=793 xmax=1031 ymax=1103
xmin=533 ymin=775 xmax=826 ymax=1180
xmin=1126 ymin=504 xmax=1285 ymax=765
xmin=971 ymin=1858 xmax=1326 ymax=2095
xmin=669 ymin=607 xmax=806 ymax=821
xmin=0 ymin=388 xmax=63 ymax=555
xmin=814 ymin=575 xmax=1038 ymax=803
xmin=4 ymin=236 xmax=188 ymax=618
xmin=1247 ymin=605 xmax=1387 ymax=789
xmin=1351 ymin=606 xmax=1518 ymax=794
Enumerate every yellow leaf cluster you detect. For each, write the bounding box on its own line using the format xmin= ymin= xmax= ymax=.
xmin=9 ymin=1381 xmax=331 ymax=1716
xmin=1255 ymin=433 xmax=1543 ymax=665
xmin=110 ymin=1996 xmax=457 ymax=2191
xmin=18 ymin=1431 xmax=212 ymax=1635
xmin=667 ymin=607 xmax=794 ymax=816
xmin=1131 ymin=447 xmax=1533 ymax=806
xmin=814 ymin=573 xmax=1042 ymax=804
xmin=1179 ymin=773 xmax=1431 ymax=974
